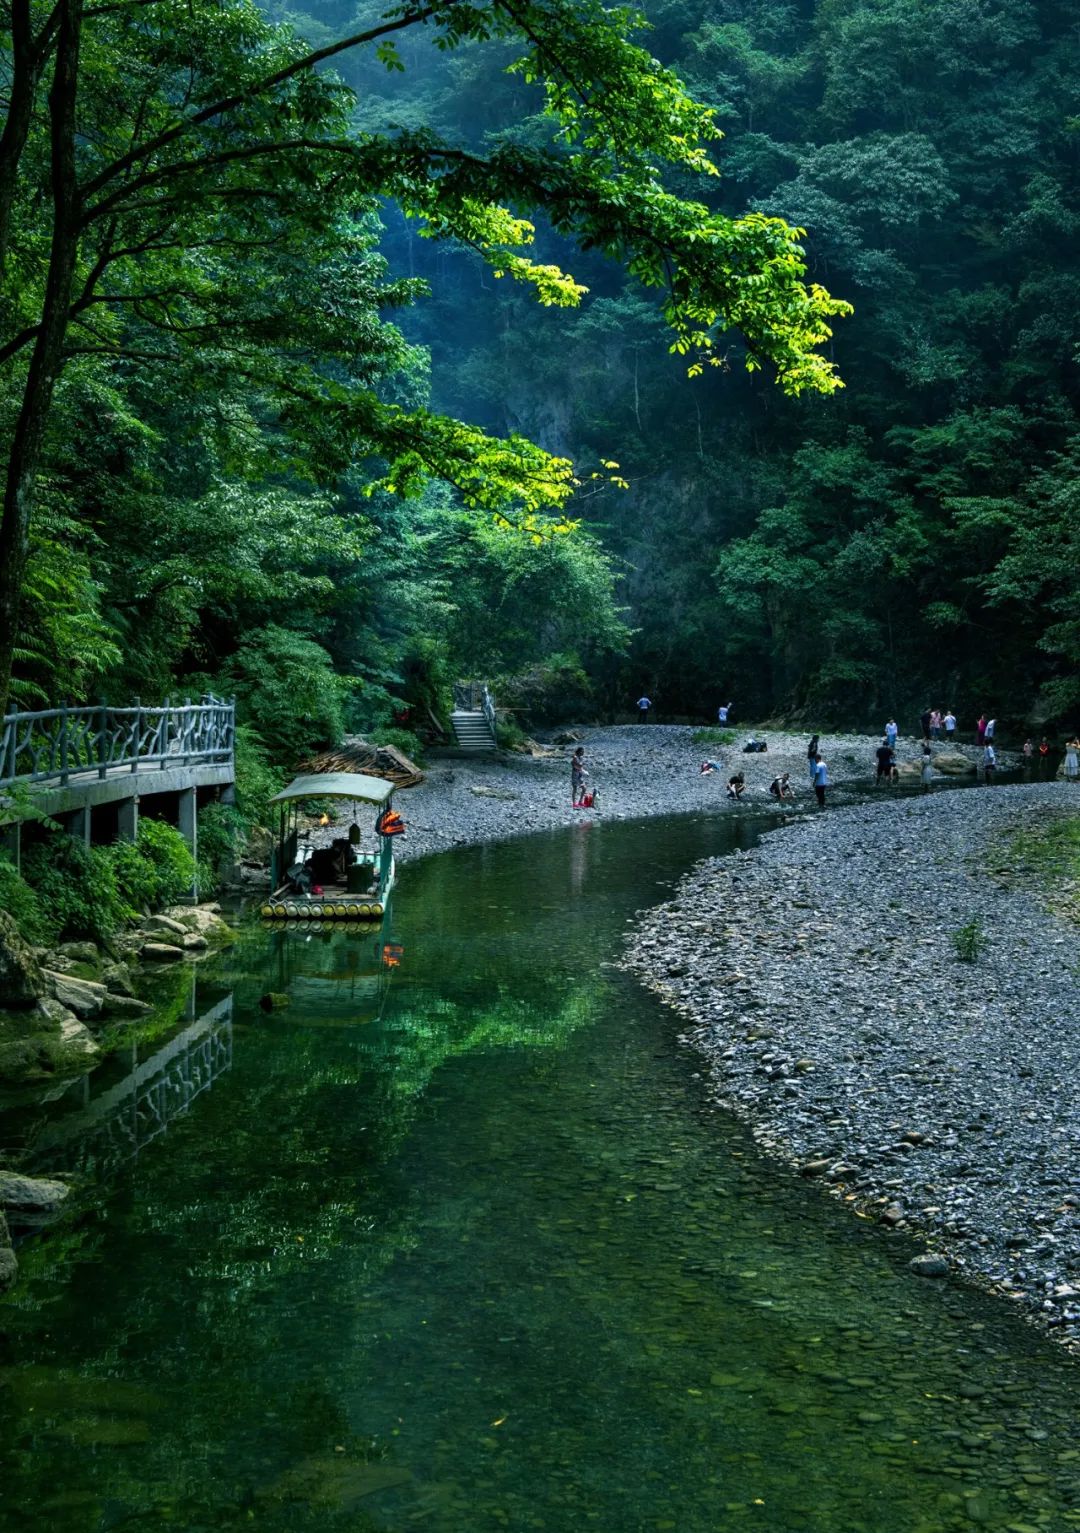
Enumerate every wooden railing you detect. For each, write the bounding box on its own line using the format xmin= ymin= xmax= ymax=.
xmin=0 ymin=695 xmax=235 ymax=790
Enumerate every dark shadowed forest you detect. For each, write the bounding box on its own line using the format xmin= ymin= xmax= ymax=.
xmin=3 ymin=0 xmax=1077 ymax=777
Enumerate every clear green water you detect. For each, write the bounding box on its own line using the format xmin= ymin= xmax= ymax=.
xmin=2 ymin=813 xmax=1080 ymax=1533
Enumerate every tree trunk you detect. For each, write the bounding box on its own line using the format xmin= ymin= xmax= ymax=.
xmin=0 ymin=0 xmax=82 ymax=717
xmin=0 ymin=0 xmax=49 ymax=272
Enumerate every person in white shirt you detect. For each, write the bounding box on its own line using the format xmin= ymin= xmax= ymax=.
xmin=636 ymin=695 xmax=652 ymax=723
xmin=717 ymin=702 xmax=732 ymax=724
xmin=812 ymin=754 xmax=829 ymax=807
xmin=984 ymin=717 xmax=996 ymax=742
xmin=944 ymin=710 xmax=956 ymax=738
xmin=983 ymin=743 xmax=996 ymax=783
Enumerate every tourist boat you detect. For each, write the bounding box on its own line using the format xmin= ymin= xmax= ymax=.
xmin=261 ymin=772 xmax=400 ymax=921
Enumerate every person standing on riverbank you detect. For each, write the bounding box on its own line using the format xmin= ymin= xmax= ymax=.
xmin=977 ymin=714 xmax=987 ymax=744
xmin=717 ymin=701 xmax=732 ymax=724
xmin=807 ymin=734 xmax=820 ymax=783
xmin=985 ymin=717 xmax=997 ymax=744
xmin=921 ymin=743 xmax=934 ymax=792
xmin=983 ymin=742 xmax=996 ymax=784
xmin=636 ymin=694 xmax=652 ymax=724
xmin=1065 ymin=738 xmax=1080 ymax=783
xmin=885 ymin=718 xmax=898 ymax=749
xmin=944 ymin=709 xmax=956 ymax=740
xmin=875 ymin=740 xmax=895 ymax=785
xmin=930 ymin=709 xmax=942 ymax=740
xmin=571 ymin=746 xmax=587 ymax=807
xmin=812 ymin=753 xmax=829 ymax=807
xmin=919 ymin=708 xmax=932 ymax=742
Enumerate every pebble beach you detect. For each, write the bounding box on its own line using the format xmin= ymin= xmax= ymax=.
xmin=388 ymin=724 xmax=1000 ymax=864
xmin=623 ymin=780 xmax=1080 ymax=1350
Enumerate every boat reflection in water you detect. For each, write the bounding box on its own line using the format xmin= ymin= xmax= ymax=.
xmin=262 ymin=904 xmax=403 ymax=1027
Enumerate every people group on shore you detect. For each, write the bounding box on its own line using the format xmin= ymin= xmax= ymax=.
xmin=599 ymin=703 xmax=1080 ymax=812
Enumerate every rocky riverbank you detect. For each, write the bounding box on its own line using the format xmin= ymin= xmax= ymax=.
xmin=365 ymin=725 xmax=1006 ymax=865
xmin=0 ymin=904 xmax=234 ymax=1090
xmin=623 ymin=781 xmax=1080 ymax=1350
xmin=0 ymin=902 xmax=236 ymax=1290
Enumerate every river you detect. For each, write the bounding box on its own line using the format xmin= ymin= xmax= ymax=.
xmin=1 ymin=811 xmax=1078 ymax=1532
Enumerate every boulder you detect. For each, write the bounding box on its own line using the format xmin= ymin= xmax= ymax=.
xmin=909 ymin=1252 xmax=949 ymax=1278
xmin=144 ymin=914 xmax=187 ymax=937
xmin=182 ymin=932 xmax=208 ymax=952
xmin=140 ymin=942 xmax=184 ymax=962
xmin=0 ymin=1170 xmax=71 ymax=1220
xmin=45 ymin=999 xmax=100 ymax=1061
xmin=0 ymin=910 xmax=45 ymax=1008
xmin=933 ymin=752 xmax=977 ymax=776
xmin=102 ymin=961 xmax=135 ymax=997
xmin=43 ymin=970 xmax=107 ymax=1020
xmin=162 ymin=906 xmax=231 ymax=941
xmin=102 ymin=993 xmax=152 ymax=1019
xmin=56 ymin=940 xmax=100 ymax=967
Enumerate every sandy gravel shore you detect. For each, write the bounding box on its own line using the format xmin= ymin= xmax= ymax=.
xmin=384 ymin=725 xmax=1002 ymax=863
xmin=622 ymin=781 xmax=1080 ymax=1350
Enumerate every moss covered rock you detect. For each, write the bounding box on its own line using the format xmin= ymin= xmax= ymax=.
xmin=0 ymin=911 xmax=45 ymax=1008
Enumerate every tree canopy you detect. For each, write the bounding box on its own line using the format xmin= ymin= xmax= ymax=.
xmin=0 ymin=0 xmax=848 ymax=717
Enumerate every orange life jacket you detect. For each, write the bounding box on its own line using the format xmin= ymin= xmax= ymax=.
xmin=376 ymin=808 xmax=405 ymax=837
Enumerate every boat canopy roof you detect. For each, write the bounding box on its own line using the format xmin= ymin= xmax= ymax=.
xmin=268 ymin=772 xmax=394 ymax=807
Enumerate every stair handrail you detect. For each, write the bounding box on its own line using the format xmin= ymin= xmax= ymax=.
xmin=481 ymin=684 xmax=497 ymax=743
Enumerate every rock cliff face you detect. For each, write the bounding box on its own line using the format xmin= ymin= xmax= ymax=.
xmin=0 ymin=1210 xmax=15 ymax=1291
xmin=0 ymin=910 xmax=44 ymax=1008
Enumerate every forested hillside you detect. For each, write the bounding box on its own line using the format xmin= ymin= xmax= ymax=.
xmin=3 ymin=0 xmax=1076 ymax=770
xmin=306 ymin=0 xmax=1078 ymax=726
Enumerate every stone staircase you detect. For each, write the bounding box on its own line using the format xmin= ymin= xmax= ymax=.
xmin=450 ymin=708 xmax=497 ymax=753
xmin=450 ymin=682 xmax=498 ymax=753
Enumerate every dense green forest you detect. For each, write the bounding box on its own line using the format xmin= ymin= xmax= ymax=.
xmin=322 ymin=0 xmax=1079 ymax=726
xmin=2 ymin=0 xmax=1077 ymax=785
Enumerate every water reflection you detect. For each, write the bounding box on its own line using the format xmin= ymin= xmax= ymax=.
xmin=1 ymin=815 xmax=1080 ymax=1533
xmin=28 ymin=995 xmax=234 ymax=1177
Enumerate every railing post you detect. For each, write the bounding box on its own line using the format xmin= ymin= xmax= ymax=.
xmin=3 ymin=704 xmax=17 ymax=784
xmin=160 ymin=696 xmax=170 ymax=769
xmin=228 ymin=695 xmax=236 ymax=768
xmin=182 ymin=696 xmax=192 ymax=766
xmin=97 ymin=697 xmax=108 ymax=779
xmin=131 ymin=695 xmax=141 ymax=773
xmin=59 ymin=698 xmax=70 ymax=785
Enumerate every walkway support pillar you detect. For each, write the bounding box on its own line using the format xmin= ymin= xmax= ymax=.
xmin=117 ymin=795 xmax=139 ymax=843
xmin=66 ymin=807 xmax=90 ymax=845
xmin=178 ymin=786 xmax=198 ymax=901
xmin=0 ymin=820 xmax=20 ymax=872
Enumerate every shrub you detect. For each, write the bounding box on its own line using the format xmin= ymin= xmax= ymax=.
xmin=692 ymin=728 xmax=737 ymax=746
xmin=952 ymin=918 xmax=988 ymax=962
xmin=22 ymin=835 xmax=125 ymax=944
xmin=234 ymin=724 xmax=288 ymax=825
xmin=375 ymin=726 xmax=426 ymax=763
xmin=132 ymin=819 xmax=196 ymax=906
xmin=0 ymin=856 xmax=48 ymax=944
xmin=108 ymin=840 xmax=160 ymax=917
xmin=198 ymin=801 xmax=244 ymax=882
